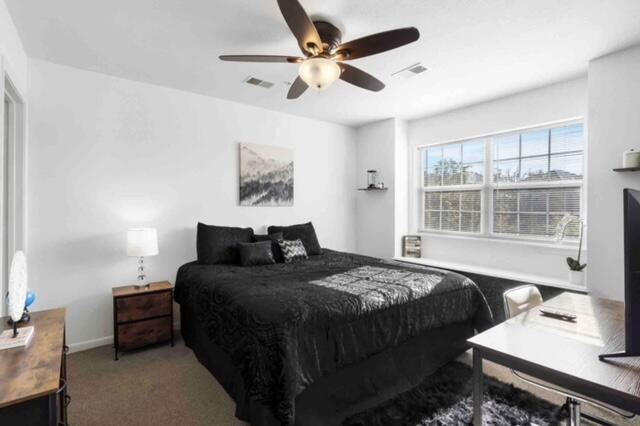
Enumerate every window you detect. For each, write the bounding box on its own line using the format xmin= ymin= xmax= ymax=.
xmin=420 ymin=122 xmax=584 ymax=241
xmin=422 ymin=139 xmax=485 ymax=232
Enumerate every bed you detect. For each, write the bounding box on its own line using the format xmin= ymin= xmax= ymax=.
xmin=174 ymin=249 xmax=492 ymax=425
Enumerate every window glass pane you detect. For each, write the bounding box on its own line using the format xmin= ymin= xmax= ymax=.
xmin=549 ymin=153 xmax=582 ymax=180
xmin=519 ymin=190 xmax=547 ymax=213
xmin=425 ymin=192 xmax=441 ymax=210
xmin=494 ymin=190 xmax=517 ymax=212
xmin=442 ymin=211 xmax=460 ymax=231
xmin=549 ymin=187 xmax=580 ymax=213
xmin=519 ymin=213 xmax=548 ymax=235
xmin=494 ymin=159 xmax=519 ymax=183
xmin=441 ymin=192 xmax=460 ymax=211
xmin=423 ymin=140 xmax=484 ymax=188
xmin=423 ymin=190 xmax=481 ymax=233
xmin=521 ymin=129 xmax=549 ymax=157
xmin=425 ymin=147 xmax=443 ymax=187
xmin=424 ymin=210 xmax=441 ymax=230
xmin=494 ymin=134 xmax=519 ymax=160
xmin=461 ymin=212 xmax=481 ymax=232
xmin=551 ymin=124 xmax=583 ymax=154
xmin=463 ymin=162 xmax=483 ymax=184
xmin=460 ymin=191 xmax=481 ymax=211
xmin=520 ymin=156 xmax=548 ymax=181
xmin=441 ymin=144 xmax=462 ymax=185
xmin=463 ymin=140 xmax=484 ymax=163
xmin=549 ymin=214 xmax=565 ymax=236
xmin=494 ymin=213 xmax=518 ymax=234
xmin=442 ymin=143 xmax=462 ymax=163
xmin=442 ymin=164 xmax=461 ymax=186
xmin=493 ymin=187 xmax=581 ymax=239
xmin=549 ymin=214 xmax=580 ymax=239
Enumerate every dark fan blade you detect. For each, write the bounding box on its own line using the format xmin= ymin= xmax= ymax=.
xmin=334 ymin=27 xmax=419 ymax=61
xmin=219 ymin=55 xmax=303 ymax=63
xmin=277 ymin=0 xmax=323 ymax=54
xmin=287 ymin=76 xmax=308 ymax=99
xmin=338 ymin=63 xmax=385 ymax=92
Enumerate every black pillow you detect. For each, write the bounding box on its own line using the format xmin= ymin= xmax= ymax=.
xmin=238 ymin=241 xmax=276 ymax=266
xmin=278 ymin=239 xmax=308 ymax=263
xmin=196 ymin=223 xmax=254 ymax=265
xmin=254 ymin=232 xmax=284 ymax=263
xmin=268 ymin=222 xmax=322 ymax=255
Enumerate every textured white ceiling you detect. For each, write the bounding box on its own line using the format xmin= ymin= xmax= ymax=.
xmin=6 ymin=0 xmax=640 ymax=126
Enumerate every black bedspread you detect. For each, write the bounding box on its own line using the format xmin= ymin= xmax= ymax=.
xmin=174 ymin=250 xmax=492 ymax=425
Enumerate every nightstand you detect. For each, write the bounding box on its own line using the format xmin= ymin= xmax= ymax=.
xmin=112 ymin=281 xmax=174 ymax=360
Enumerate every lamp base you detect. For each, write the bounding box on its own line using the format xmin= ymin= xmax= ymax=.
xmin=134 ymin=256 xmax=150 ymax=289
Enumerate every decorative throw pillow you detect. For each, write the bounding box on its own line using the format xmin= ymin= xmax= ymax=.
xmin=253 ymin=232 xmax=284 ymax=263
xmin=268 ymin=222 xmax=322 ymax=255
xmin=238 ymin=241 xmax=276 ymax=266
xmin=278 ymin=239 xmax=309 ymax=263
xmin=196 ymin=223 xmax=254 ymax=265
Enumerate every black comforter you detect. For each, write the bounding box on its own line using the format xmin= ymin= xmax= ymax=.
xmin=174 ymin=250 xmax=492 ymax=425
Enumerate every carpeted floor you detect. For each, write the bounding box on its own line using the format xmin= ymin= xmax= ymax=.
xmin=67 ymin=340 xmax=246 ymax=426
xmin=67 ymin=338 xmax=639 ymax=426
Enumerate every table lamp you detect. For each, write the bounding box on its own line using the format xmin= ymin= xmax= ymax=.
xmin=127 ymin=228 xmax=158 ymax=288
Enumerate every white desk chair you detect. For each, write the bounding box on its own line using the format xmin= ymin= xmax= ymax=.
xmin=503 ymin=285 xmax=634 ymax=426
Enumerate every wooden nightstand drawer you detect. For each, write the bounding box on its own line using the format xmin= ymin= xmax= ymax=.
xmin=116 ymin=291 xmax=171 ymax=323
xmin=117 ymin=317 xmax=172 ymax=350
xmin=112 ymin=281 xmax=174 ymax=360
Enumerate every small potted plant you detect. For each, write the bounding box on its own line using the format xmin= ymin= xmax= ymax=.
xmin=555 ymin=215 xmax=586 ymax=285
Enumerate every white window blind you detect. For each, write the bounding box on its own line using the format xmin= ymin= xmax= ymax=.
xmin=420 ymin=122 xmax=584 ymax=241
xmin=422 ymin=140 xmax=484 ymax=234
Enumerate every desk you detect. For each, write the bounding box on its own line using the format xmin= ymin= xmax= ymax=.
xmin=0 ymin=308 xmax=68 ymax=425
xmin=468 ymin=293 xmax=640 ymax=425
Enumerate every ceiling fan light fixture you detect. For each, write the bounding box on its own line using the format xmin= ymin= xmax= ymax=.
xmin=298 ymin=57 xmax=341 ymax=91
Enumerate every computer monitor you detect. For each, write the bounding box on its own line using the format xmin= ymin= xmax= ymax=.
xmin=599 ymin=188 xmax=640 ymax=360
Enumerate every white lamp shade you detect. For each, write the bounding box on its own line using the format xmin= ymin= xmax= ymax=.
xmin=8 ymin=251 xmax=27 ymax=322
xmin=298 ymin=57 xmax=341 ymax=91
xmin=127 ymin=228 xmax=159 ymax=257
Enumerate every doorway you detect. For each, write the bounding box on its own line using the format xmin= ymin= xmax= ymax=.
xmin=1 ymin=71 xmax=26 ymax=316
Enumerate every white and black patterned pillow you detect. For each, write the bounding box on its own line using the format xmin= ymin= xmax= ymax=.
xmin=278 ymin=239 xmax=308 ymax=263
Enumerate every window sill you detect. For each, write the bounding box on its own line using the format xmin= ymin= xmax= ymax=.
xmin=393 ymin=256 xmax=588 ymax=292
xmin=416 ymin=230 xmax=585 ymax=253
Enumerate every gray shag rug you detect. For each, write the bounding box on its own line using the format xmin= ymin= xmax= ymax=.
xmin=343 ymin=361 xmax=566 ymax=426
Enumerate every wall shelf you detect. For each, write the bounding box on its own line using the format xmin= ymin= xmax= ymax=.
xmin=358 ymin=187 xmax=388 ymax=191
xmin=613 ymin=167 xmax=640 ymax=172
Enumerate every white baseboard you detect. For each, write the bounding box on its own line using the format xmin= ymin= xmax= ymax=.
xmin=68 ymin=335 xmax=113 ymax=353
xmin=67 ymin=321 xmax=181 ymax=354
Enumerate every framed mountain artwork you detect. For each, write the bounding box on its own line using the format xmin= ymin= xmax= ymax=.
xmin=239 ymin=143 xmax=294 ymax=206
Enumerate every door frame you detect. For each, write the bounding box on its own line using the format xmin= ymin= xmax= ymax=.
xmin=0 ymin=56 xmax=27 ymax=316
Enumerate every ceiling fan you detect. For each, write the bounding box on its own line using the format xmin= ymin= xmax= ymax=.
xmin=219 ymin=0 xmax=420 ymax=99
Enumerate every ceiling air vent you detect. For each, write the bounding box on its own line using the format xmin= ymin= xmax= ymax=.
xmin=391 ymin=63 xmax=429 ymax=79
xmin=244 ymin=77 xmax=275 ymax=89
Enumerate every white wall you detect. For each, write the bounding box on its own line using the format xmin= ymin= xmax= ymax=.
xmin=355 ymin=119 xmax=396 ymax=259
xmin=27 ymin=59 xmax=357 ymax=348
xmin=587 ymin=45 xmax=640 ymax=300
xmin=354 ymin=118 xmax=409 ymax=259
xmin=394 ymin=120 xmax=409 ymax=258
xmin=0 ymin=0 xmax=27 ymax=94
xmin=407 ymin=77 xmax=588 ymax=284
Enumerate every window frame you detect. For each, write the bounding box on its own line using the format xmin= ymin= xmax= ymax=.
xmin=417 ymin=119 xmax=585 ymax=244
